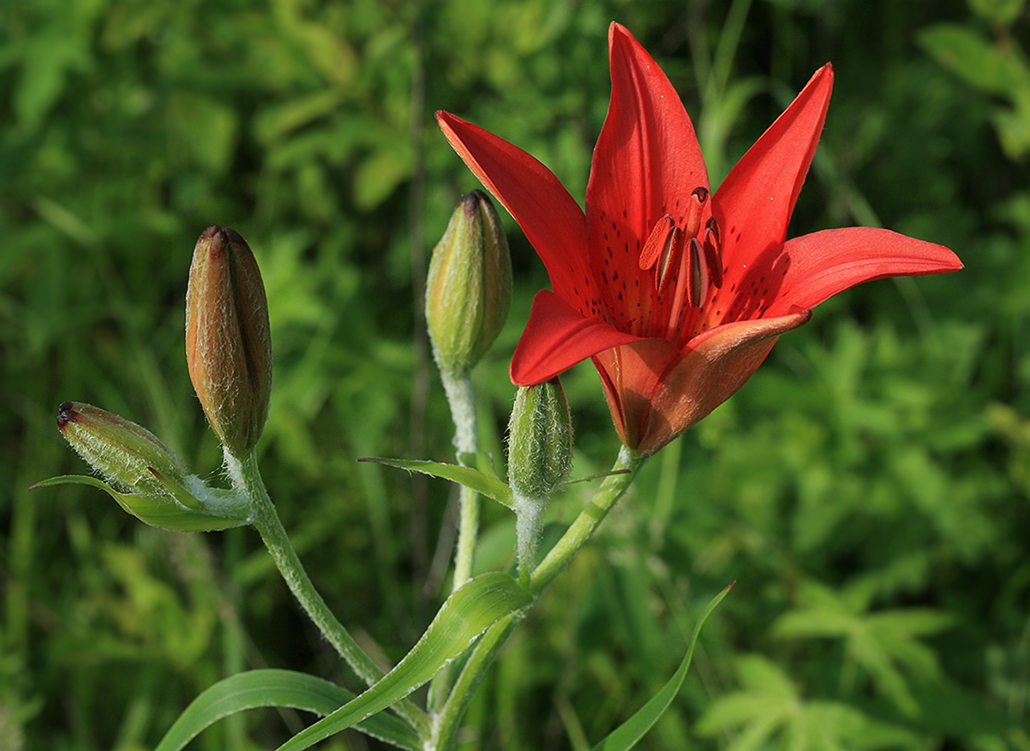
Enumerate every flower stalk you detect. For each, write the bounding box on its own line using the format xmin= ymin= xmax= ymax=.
xmin=441 ymin=369 xmax=479 ymax=590
xmin=428 ymin=445 xmax=645 ymax=751
xmin=224 ymin=448 xmax=431 ymax=737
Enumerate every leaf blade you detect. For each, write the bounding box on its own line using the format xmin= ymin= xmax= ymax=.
xmin=360 ymin=457 xmax=514 ymax=509
xmin=153 ymin=669 xmax=420 ymax=751
xmin=277 ymin=572 xmax=533 ymax=751
xmin=31 ymin=475 xmax=248 ymax=531
xmin=591 ymin=582 xmax=734 ymax=751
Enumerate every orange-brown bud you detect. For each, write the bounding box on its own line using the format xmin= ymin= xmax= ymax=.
xmin=186 ymin=226 xmax=272 ymax=453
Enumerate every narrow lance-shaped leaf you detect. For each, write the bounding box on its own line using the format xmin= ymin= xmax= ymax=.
xmin=154 ymin=669 xmax=420 ymax=751
xmin=30 ymin=475 xmax=249 ymax=532
xmin=276 ymin=572 xmax=533 ymax=751
xmin=360 ymin=457 xmax=514 ymax=509
xmin=592 ymin=582 xmax=733 ymax=751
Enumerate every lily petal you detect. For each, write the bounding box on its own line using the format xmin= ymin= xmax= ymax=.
xmin=714 ymin=64 xmax=833 ymax=282
xmin=763 ymin=227 xmax=963 ymax=316
xmin=592 ymin=337 xmax=681 ymax=451
xmin=586 ymin=23 xmax=709 ymax=322
xmin=636 ymin=310 xmax=813 ymax=455
xmin=436 ymin=111 xmax=596 ymax=315
xmin=510 ymin=290 xmax=645 ymax=386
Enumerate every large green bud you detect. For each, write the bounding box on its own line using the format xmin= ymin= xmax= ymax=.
xmin=48 ymin=401 xmax=249 ymax=531
xmin=426 ymin=190 xmax=512 ymax=377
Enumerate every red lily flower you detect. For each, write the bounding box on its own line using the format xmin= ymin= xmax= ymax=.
xmin=437 ymin=23 xmax=962 ymax=457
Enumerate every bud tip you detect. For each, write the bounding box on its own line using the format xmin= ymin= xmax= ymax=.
xmin=57 ymin=402 xmax=76 ymax=429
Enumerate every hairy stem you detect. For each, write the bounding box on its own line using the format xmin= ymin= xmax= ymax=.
xmin=529 ymin=445 xmax=646 ymax=595
xmin=226 ymin=448 xmax=430 ymax=738
xmin=428 ymin=444 xmax=647 ymax=749
xmin=441 ymin=371 xmax=479 ymax=590
xmin=429 ymin=371 xmax=480 ymax=715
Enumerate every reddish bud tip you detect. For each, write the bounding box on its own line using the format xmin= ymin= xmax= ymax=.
xmin=57 ymin=402 xmax=77 ymax=430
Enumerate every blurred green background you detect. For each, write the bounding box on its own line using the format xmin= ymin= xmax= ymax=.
xmin=3 ymin=0 xmax=1030 ymax=748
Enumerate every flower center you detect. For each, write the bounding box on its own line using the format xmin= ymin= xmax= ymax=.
xmin=637 ymin=187 xmax=723 ymax=340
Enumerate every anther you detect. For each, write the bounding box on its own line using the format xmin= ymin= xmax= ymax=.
xmin=705 ymin=216 xmax=720 ymax=245
xmin=653 ymin=227 xmax=684 ymax=293
xmin=685 ymin=237 xmax=709 ymax=308
xmin=703 ymin=223 xmax=723 ymax=289
xmin=639 ymin=215 xmax=675 ymax=271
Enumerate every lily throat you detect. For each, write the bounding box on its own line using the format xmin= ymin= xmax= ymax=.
xmin=636 ymin=186 xmax=724 ymax=341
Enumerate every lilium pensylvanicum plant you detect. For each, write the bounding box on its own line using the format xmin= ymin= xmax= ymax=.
xmin=437 ymin=22 xmax=963 ymax=457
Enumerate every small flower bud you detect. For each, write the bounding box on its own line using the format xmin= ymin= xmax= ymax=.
xmin=426 ymin=190 xmax=512 ymax=376
xmin=507 ymin=379 xmax=574 ymax=500
xmin=186 ymin=226 xmax=272 ymax=453
xmin=506 ymin=378 xmax=573 ymax=578
xmin=56 ymin=402 xmax=188 ymax=494
xmin=48 ymin=402 xmax=250 ymax=531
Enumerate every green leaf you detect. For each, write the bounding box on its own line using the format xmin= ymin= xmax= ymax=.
xmin=591 ymin=582 xmax=734 ymax=751
xmin=354 ymin=142 xmax=413 ymax=210
xmin=360 ymin=457 xmax=514 ymax=510
xmin=31 ymin=475 xmax=249 ymax=532
xmin=277 ymin=572 xmax=533 ymax=751
xmin=154 ymin=669 xmax=420 ymax=751
xmin=697 ymin=655 xmax=921 ymax=751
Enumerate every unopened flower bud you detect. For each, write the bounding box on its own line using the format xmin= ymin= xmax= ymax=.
xmin=507 ymin=378 xmax=573 ymax=578
xmin=426 ymin=190 xmax=512 ymax=376
xmin=48 ymin=401 xmax=250 ymax=530
xmin=186 ymin=226 xmax=272 ymax=453
xmin=56 ymin=402 xmax=188 ymax=494
xmin=508 ymin=379 xmax=574 ymax=500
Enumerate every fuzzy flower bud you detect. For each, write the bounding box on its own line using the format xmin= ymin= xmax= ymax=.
xmin=506 ymin=378 xmax=573 ymax=578
xmin=56 ymin=402 xmax=188 ymax=494
xmin=186 ymin=226 xmax=272 ymax=453
xmin=426 ymin=190 xmax=512 ymax=376
xmin=48 ymin=401 xmax=250 ymax=530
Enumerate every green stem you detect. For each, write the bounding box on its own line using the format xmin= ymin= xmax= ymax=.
xmin=441 ymin=371 xmax=479 ymax=590
xmin=453 ymin=481 xmax=479 ymax=589
xmin=430 ymin=612 xmax=521 ymax=751
xmin=513 ymin=492 xmax=547 ymax=588
xmin=224 ymin=448 xmax=430 ymax=738
xmin=428 ymin=444 xmax=647 ymax=750
xmin=430 ymin=371 xmax=480 ymax=714
xmin=529 ymin=445 xmax=646 ymax=595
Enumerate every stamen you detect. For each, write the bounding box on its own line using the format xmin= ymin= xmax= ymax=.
xmin=638 ymin=204 xmax=719 ymax=339
xmin=653 ymin=227 xmax=684 ymax=293
xmin=685 ymin=237 xmax=708 ymax=308
xmin=703 ymin=221 xmax=722 ymax=289
xmin=684 ymin=187 xmax=708 ymax=238
xmin=638 ymin=215 xmax=675 ymax=271
xmin=705 ymin=216 xmax=720 ymax=245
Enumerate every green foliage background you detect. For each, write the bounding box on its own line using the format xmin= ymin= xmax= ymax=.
xmin=3 ymin=0 xmax=1030 ymax=748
